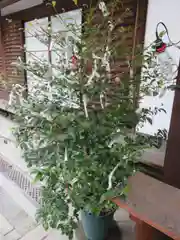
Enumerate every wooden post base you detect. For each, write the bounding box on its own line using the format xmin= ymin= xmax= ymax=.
xmin=136 ymin=220 xmax=160 ymax=240
xmin=131 ymin=215 xmax=172 ymax=240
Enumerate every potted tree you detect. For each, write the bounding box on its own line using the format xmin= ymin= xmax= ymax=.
xmin=10 ymin=1 xmax=167 ymax=239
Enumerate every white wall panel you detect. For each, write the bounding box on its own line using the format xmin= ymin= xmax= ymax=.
xmin=140 ymin=0 xmax=180 ymax=135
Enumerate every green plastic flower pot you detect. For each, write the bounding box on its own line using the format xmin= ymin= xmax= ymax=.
xmin=81 ymin=210 xmax=115 ymax=240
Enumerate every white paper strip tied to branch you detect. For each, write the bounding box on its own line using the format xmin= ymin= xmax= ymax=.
xmin=99 ymin=1 xmax=109 ymax=17
xmin=107 ymin=162 xmax=121 ymax=190
xmin=83 ymin=94 xmax=89 ymax=118
xmin=100 ymin=92 xmax=105 ymax=109
xmin=8 ymin=84 xmax=26 ymax=106
xmin=107 ymin=154 xmax=129 ymax=190
xmin=64 ymin=147 xmax=68 ymax=162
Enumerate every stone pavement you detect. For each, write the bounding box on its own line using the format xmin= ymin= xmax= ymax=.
xmin=0 ymin=188 xmax=69 ymax=240
xmin=0 ymin=187 xmax=135 ymax=240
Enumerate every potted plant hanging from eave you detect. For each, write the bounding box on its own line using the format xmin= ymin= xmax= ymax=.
xmin=9 ymin=0 xmax=168 ymax=239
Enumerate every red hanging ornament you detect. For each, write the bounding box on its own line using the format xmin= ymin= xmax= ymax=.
xmin=71 ymin=55 xmax=78 ymax=65
xmin=156 ymin=41 xmax=167 ymax=53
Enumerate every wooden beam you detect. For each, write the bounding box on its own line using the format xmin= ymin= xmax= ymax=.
xmin=0 ymin=0 xmax=96 ymax=21
xmin=0 ymin=0 xmax=20 ymax=9
xmin=164 ymin=61 xmax=180 ymax=189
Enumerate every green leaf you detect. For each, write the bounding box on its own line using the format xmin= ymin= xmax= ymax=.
xmin=32 ymin=172 xmax=43 ymax=183
xmin=56 ymin=134 xmax=68 ymax=141
xmin=120 ymin=185 xmax=130 ymax=197
xmin=52 ymin=1 xmax=56 ymax=7
xmin=146 ymin=117 xmax=153 ymax=125
xmin=159 ymin=31 xmax=166 ymax=38
xmin=73 ymin=0 xmax=78 ymax=5
xmin=158 ymin=108 xmax=166 ymax=114
xmin=100 ymin=189 xmax=121 ymax=203
xmin=168 ymin=84 xmax=180 ymax=90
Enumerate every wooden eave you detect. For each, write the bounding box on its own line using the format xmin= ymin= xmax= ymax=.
xmin=0 ymin=0 xmax=20 ymax=9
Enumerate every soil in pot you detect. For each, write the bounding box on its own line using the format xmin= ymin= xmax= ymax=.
xmin=81 ymin=210 xmax=115 ymax=240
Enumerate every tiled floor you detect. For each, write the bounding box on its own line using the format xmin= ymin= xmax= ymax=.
xmin=0 ymin=188 xmax=37 ymax=240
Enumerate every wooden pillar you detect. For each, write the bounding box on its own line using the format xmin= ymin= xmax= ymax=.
xmin=130 ymin=214 xmax=164 ymax=240
xmin=164 ymin=61 xmax=180 ymax=189
xmin=135 ymin=221 xmax=156 ymax=240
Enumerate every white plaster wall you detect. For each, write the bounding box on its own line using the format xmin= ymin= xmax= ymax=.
xmin=139 ymin=0 xmax=180 ymax=135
